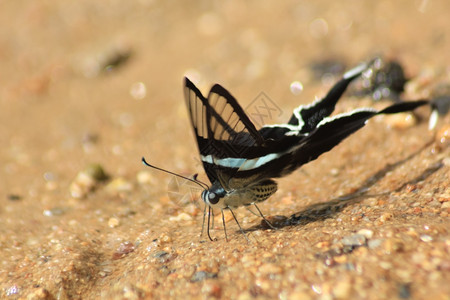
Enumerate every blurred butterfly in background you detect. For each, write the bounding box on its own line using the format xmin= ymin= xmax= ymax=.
xmin=143 ymin=63 xmax=428 ymax=241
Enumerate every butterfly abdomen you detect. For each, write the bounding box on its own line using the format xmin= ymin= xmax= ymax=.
xmin=222 ymin=179 xmax=278 ymax=208
xmin=250 ymin=180 xmax=278 ymax=203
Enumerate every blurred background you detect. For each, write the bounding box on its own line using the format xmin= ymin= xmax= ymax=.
xmin=1 ymin=0 xmax=449 ymax=194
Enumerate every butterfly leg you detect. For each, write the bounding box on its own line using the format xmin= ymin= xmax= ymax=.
xmin=206 ymin=206 xmax=215 ymax=241
xmin=221 ymin=209 xmax=229 ymax=242
xmin=200 ymin=204 xmax=207 ymax=238
xmin=228 ymin=207 xmax=250 ymax=242
xmin=253 ymin=204 xmax=277 ymax=230
xmin=211 ymin=207 xmax=215 ymax=230
xmin=245 ymin=205 xmax=276 ymax=230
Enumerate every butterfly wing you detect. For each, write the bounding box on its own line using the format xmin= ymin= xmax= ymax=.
xmin=287 ymin=100 xmax=429 ymax=173
xmin=259 ymin=63 xmax=368 ymax=140
xmin=288 ymin=63 xmax=368 ymax=134
xmin=243 ymin=64 xmax=428 ymax=179
xmin=184 ymin=77 xmax=267 ymax=184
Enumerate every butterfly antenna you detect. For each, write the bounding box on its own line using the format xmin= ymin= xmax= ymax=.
xmin=192 ymin=174 xmax=210 ymax=191
xmin=141 ymin=157 xmax=209 ymax=190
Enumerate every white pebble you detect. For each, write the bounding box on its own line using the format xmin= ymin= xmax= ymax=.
xmin=290 ymin=81 xmax=304 ymax=95
xmin=130 ymin=82 xmax=147 ymax=100
xmin=357 ymin=229 xmax=374 ymax=239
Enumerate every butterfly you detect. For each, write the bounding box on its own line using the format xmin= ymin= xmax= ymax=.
xmin=144 ymin=63 xmax=428 ymax=241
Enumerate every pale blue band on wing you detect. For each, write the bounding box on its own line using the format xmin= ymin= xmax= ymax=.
xmin=201 ymin=152 xmax=281 ymax=171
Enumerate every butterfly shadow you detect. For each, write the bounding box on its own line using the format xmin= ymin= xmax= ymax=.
xmin=245 ymin=139 xmax=442 ymax=233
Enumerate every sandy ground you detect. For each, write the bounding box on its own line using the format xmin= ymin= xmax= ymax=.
xmin=0 ymin=1 xmax=449 ymax=299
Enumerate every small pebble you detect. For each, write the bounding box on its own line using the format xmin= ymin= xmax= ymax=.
xmin=112 ymin=241 xmax=135 ymax=260
xmin=368 ymin=239 xmax=383 ymax=249
xmin=43 ymin=207 xmax=66 ymax=217
xmin=379 ymin=212 xmax=393 ymax=223
xmin=159 ymin=233 xmax=173 ymax=243
xmin=357 ymin=229 xmax=374 ymax=239
xmin=106 ymin=178 xmax=133 ymax=194
xmin=201 ymin=282 xmax=222 ymax=298
xmin=288 ymin=290 xmax=313 ymax=300
xmin=26 ymin=287 xmax=53 ymax=300
xmin=334 ymin=255 xmax=348 ymax=264
xmin=397 ymin=283 xmax=411 ymax=299
xmin=428 ymin=199 xmax=441 ymax=208
xmin=315 ymin=241 xmax=331 ymax=249
xmin=383 ymin=238 xmax=404 ymax=254
xmin=108 ymin=217 xmax=120 ymax=228
xmin=69 ymin=164 xmax=108 ymax=198
xmin=69 ymin=172 xmax=96 ymax=198
xmin=169 ymin=212 xmax=192 ymax=222
xmin=341 ymin=233 xmax=366 ymax=247
xmin=6 ymin=285 xmax=19 ymax=296
xmin=290 ymin=81 xmax=304 ymax=95
xmin=378 ymin=113 xmax=417 ymax=129
xmin=85 ymin=164 xmax=108 ymax=181
xmin=191 ymin=270 xmax=218 ymax=282
xmin=136 ymin=171 xmax=155 ymax=185
xmin=258 ymin=263 xmax=283 ymax=276
xmin=434 ymin=124 xmax=450 ymax=150
xmin=121 ymin=284 xmax=146 ymax=299
xmin=130 ymin=82 xmax=147 ymax=100
xmin=330 ymin=168 xmax=339 ymax=176
xmin=420 ymin=234 xmax=433 ymax=242
xmin=379 ymin=261 xmax=393 ymax=270
xmin=333 ymin=279 xmax=352 ymax=299
xmin=150 ymin=250 xmax=171 ymax=264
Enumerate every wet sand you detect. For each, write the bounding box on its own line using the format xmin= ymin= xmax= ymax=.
xmin=0 ymin=1 xmax=449 ymax=299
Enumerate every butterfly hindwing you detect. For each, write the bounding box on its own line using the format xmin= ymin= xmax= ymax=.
xmin=289 ymin=64 xmax=368 ymax=133
xmin=263 ymin=100 xmax=429 ymax=177
xmin=258 ymin=64 xmax=368 ymax=139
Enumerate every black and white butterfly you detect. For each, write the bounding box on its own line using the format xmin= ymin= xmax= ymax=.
xmin=144 ymin=63 xmax=428 ymax=241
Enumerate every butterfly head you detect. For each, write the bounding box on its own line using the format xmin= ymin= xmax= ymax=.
xmin=201 ymin=182 xmax=226 ymax=208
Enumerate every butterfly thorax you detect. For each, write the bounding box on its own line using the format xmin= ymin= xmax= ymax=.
xmin=202 ymin=180 xmax=278 ymax=209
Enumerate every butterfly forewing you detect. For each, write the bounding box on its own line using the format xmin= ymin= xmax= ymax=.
xmin=184 ymin=78 xmax=275 ymax=185
xmin=184 ymin=82 xmax=208 ymax=140
xmin=207 ymin=84 xmax=265 ymax=148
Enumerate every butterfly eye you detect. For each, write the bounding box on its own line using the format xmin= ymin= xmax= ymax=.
xmin=208 ymin=192 xmax=219 ymax=204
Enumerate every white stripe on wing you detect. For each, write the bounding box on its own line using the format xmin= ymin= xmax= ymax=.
xmin=201 ymin=151 xmax=282 ymax=171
